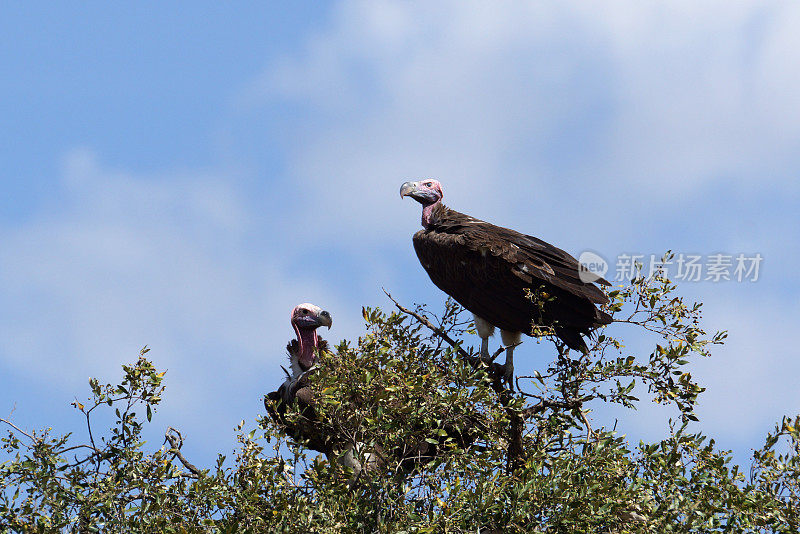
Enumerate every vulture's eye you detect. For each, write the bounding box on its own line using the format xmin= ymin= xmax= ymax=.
xmin=301 ymin=309 xmax=308 ymax=315
xmin=425 ymin=182 xmax=433 ymax=187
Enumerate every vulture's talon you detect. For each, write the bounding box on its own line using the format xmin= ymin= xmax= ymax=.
xmin=503 ymin=363 xmax=515 ymax=391
xmin=479 ymin=337 xmax=491 ymax=361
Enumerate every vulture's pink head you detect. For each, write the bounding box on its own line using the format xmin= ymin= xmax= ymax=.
xmin=291 ymin=303 xmax=332 ymax=371
xmin=399 ymin=179 xmax=443 ymax=206
xmin=400 ymin=179 xmax=444 ymax=228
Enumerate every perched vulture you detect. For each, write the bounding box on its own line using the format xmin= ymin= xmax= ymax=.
xmin=268 ymin=303 xmax=383 ymax=484
xmin=277 ymin=303 xmax=332 ymax=402
xmin=265 ymin=301 xmax=482 ymax=484
xmin=400 ymin=179 xmax=612 ymax=387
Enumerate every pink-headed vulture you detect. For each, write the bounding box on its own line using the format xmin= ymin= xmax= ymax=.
xmin=400 ymin=179 xmax=612 ymax=388
xmin=278 ymin=302 xmax=332 ymax=401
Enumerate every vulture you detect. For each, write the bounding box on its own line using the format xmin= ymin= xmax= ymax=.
xmin=269 ymin=303 xmax=382 ymax=484
xmin=400 ymin=179 xmax=612 ymax=387
xmin=277 ymin=302 xmax=332 ymax=401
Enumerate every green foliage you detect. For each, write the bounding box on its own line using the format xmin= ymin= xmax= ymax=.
xmin=1 ymin=265 xmax=798 ymax=532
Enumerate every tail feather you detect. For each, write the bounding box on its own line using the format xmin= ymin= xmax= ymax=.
xmin=555 ymin=326 xmax=588 ymax=353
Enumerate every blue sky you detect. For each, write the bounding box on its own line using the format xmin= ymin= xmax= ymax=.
xmin=2 ymin=1 xmax=799 ymax=469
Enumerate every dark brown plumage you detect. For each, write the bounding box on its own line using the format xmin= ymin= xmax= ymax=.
xmin=401 ymin=179 xmax=611 ymax=387
xmin=413 ymin=202 xmax=611 ymax=351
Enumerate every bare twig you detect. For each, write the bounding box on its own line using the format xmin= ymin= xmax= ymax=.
xmin=383 ymin=289 xmax=470 ymax=359
xmin=59 ymin=444 xmax=100 ymax=455
xmin=520 ymin=397 xmax=586 ymax=418
xmin=578 ymin=410 xmax=596 ymax=443
xmin=383 ymin=289 xmax=509 ymax=382
xmin=0 ymin=417 xmax=35 ymax=442
xmin=85 ymin=411 xmax=98 ymax=462
xmin=490 ymin=346 xmax=506 ymax=360
xmin=164 ymin=427 xmax=202 ymax=478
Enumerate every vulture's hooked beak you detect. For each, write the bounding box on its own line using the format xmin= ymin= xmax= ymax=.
xmin=399 ymin=181 xmax=417 ymax=199
xmin=318 ymin=310 xmax=332 ymax=329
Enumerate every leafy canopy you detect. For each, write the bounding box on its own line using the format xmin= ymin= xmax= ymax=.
xmin=2 ymin=258 xmax=799 ymax=532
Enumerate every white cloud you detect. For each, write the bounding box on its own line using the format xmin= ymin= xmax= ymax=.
xmin=248 ymin=0 xmax=800 ymax=248
xmin=0 ymin=149 xmax=363 ymax=456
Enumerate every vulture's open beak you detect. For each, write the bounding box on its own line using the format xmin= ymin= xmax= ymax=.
xmin=399 ymin=181 xmax=417 ymax=199
xmin=318 ymin=310 xmax=332 ymax=329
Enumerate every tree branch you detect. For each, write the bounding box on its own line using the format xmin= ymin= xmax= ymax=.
xmin=383 ymin=289 xmax=508 ymax=381
xmin=164 ymin=427 xmax=202 ymax=478
xmin=383 ymin=289 xmax=470 ymax=358
xmin=0 ymin=417 xmax=35 ymax=442
xmin=384 ymin=289 xmax=526 ymax=472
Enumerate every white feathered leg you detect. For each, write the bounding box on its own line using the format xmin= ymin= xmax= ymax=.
xmin=473 ymin=315 xmax=495 ymax=360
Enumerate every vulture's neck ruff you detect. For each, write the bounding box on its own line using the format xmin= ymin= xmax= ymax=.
xmin=421 ymin=201 xmax=441 ymax=229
